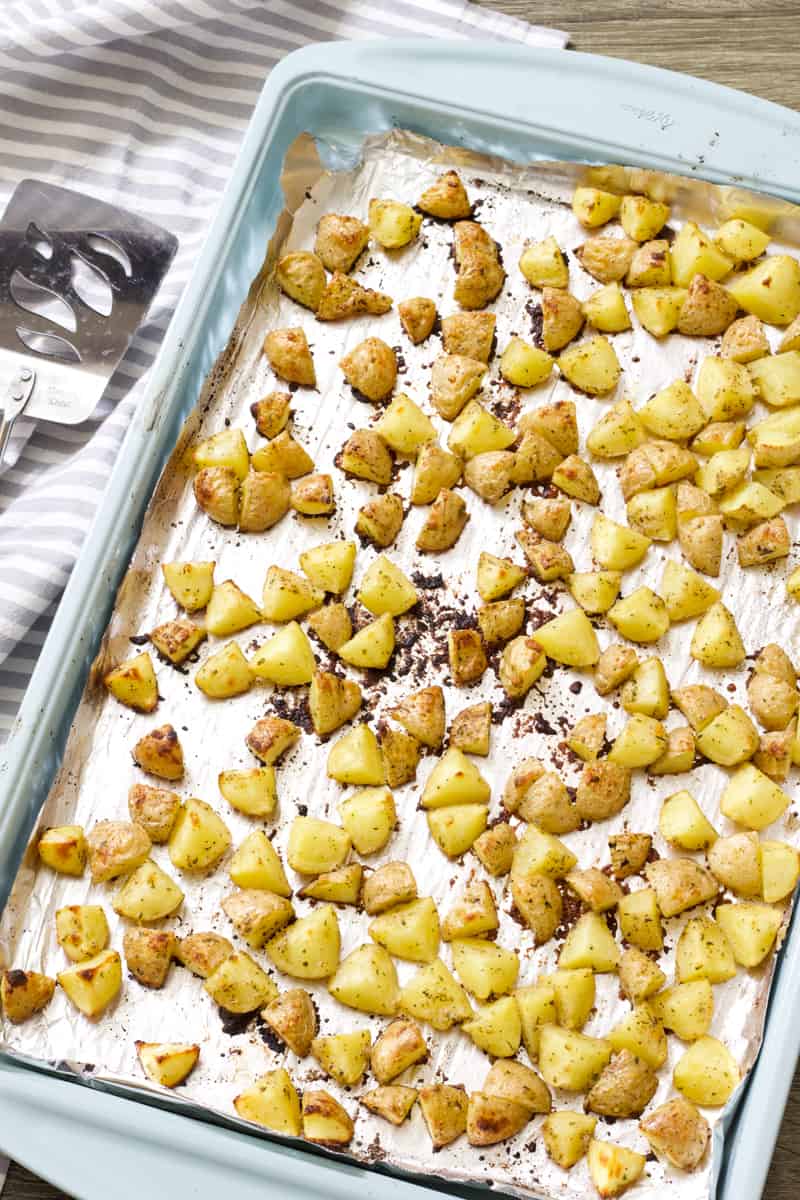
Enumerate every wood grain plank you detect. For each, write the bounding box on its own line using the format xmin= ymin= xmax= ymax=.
xmin=4 ymin=3 xmax=800 ymax=1199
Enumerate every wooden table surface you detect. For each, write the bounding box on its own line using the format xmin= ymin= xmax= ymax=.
xmin=5 ymin=2 xmax=800 ymax=1198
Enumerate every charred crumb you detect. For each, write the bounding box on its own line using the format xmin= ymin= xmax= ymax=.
xmin=255 ymin=1015 xmax=284 ymax=1054
xmin=526 ymin=301 xmax=544 ymax=348
xmin=129 ymin=633 xmax=149 ymax=646
xmin=218 ymin=1007 xmax=257 ymax=1037
xmin=270 ymin=692 xmax=313 ymax=734
xmin=411 ymin=570 xmax=444 ymax=590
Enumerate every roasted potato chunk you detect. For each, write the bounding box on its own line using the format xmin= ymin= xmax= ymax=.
xmin=419 ymin=1084 xmax=469 ymax=1148
xmin=1 ymin=969 xmax=55 ymax=1023
xmin=315 ymin=212 xmax=369 ymax=273
xmin=123 ymin=927 xmax=176 ymax=989
xmin=399 ymin=297 xmax=437 ymax=344
xmin=340 ymin=337 xmax=397 ymax=402
xmin=640 ymin=1096 xmax=710 ymax=1171
xmin=264 ymin=327 xmax=315 ymax=387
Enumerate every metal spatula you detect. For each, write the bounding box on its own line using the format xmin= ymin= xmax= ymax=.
xmin=0 ymin=179 xmax=178 ymax=464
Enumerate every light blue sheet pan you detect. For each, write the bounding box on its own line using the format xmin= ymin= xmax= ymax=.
xmin=1 ymin=38 xmax=799 ymax=1200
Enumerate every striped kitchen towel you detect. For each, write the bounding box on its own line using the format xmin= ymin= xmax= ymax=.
xmin=0 ymin=0 xmax=567 ymax=745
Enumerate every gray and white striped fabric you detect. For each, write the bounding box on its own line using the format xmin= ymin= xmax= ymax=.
xmin=0 ymin=0 xmax=566 ymax=746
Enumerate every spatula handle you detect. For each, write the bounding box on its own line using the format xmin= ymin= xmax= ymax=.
xmin=0 ymin=410 xmax=14 ymax=465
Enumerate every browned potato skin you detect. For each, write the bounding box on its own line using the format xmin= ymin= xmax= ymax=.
xmin=511 ymin=431 xmax=563 ymax=485
xmin=361 ymin=1085 xmax=418 ymax=1125
xmin=429 ymin=354 xmax=486 ymax=422
xmin=448 ymin=628 xmax=487 ymax=685
xmin=291 ymin=473 xmax=335 ymax=516
xmin=370 ymin=1019 xmax=428 ymax=1083
xmin=463 ymin=451 xmax=515 ymax=503
xmin=317 ymin=273 xmax=392 ymax=322
xmin=477 ymin=599 xmax=525 ymax=645
xmin=594 ymin=645 xmax=638 ymax=695
xmin=340 ymin=337 xmax=397 ymax=402
xmin=123 ymin=928 xmax=176 ymax=989
xmin=680 ymin=514 xmax=724 ymax=576
xmin=608 ymin=834 xmax=652 ymax=880
xmin=309 ymin=671 xmax=362 ymax=737
xmin=276 ymin=251 xmax=326 ymax=312
xmin=411 ymin=443 xmax=463 ymax=505
xmin=518 ymin=772 xmax=579 ymax=834
xmin=222 ymin=890 xmax=294 ymax=947
xmin=176 ymin=932 xmax=233 ymax=979
xmin=541 ymin=287 xmax=584 ymax=351
xmin=721 ymin=315 xmax=769 ymax=363
xmin=450 ymin=702 xmax=492 ymax=756
xmin=748 ymin=670 xmax=798 ymax=731
xmin=511 ymin=872 xmax=562 ymax=944
xmin=678 ymin=274 xmax=738 ymax=336
xmin=379 ymin=725 xmax=421 ymax=788
xmin=644 ymin=858 xmax=719 ymax=917
xmin=672 ymin=684 xmax=727 ymax=731
xmin=419 ymin=1084 xmax=469 ymax=1148
xmin=418 ymin=170 xmax=472 ymax=220
xmin=87 ymin=821 xmax=151 ymax=883
xmin=626 ymin=239 xmax=671 ymax=288
xmin=484 ymin=1059 xmax=551 ymax=1114
xmin=362 ymin=862 xmax=418 ymax=915
xmin=239 ymin=470 xmax=291 ymax=532
xmin=706 ymin=831 xmax=761 ymax=897
xmin=131 ymin=725 xmax=184 ymax=781
xmin=552 ymin=454 xmax=600 ymax=504
xmin=315 ymin=213 xmax=369 ymax=273
xmin=519 ymin=399 xmax=579 ymax=458
xmin=302 ymin=1089 xmax=355 ymax=1146
xmin=194 ymin=466 xmax=239 ymax=526
xmin=264 ymin=327 xmax=316 ymax=387
xmin=128 ymin=784 xmax=180 ymax=843
xmin=755 ymin=643 xmax=796 ymax=686
xmin=442 ymin=312 xmax=496 ymax=363
xmin=251 ymin=391 xmax=291 ymax=439
xmin=340 ymin=429 xmax=394 ymax=485
xmin=575 ymin=760 xmax=631 ymax=822
xmin=523 ymin=495 xmax=571 ymax=541
xmin=1 ymin=969 xmax=55 ymax=1023
xmin=516 ymin=530 xmax=574 ymax=582
xmin=640 ymin=1096 xmax=711 ymax=1171
xmin=262 ymin=988 xmax=317 ymax=1057
xmin=355 ymin=493 xmax=404 ymax=549
xmin=467 ymin=1093 xmax=530 ymax=1146
xmin=245 ymin=716 xmax=301 ymax=764
xmin=391 ymin=686 xmax=445 ymax=748
xmin=399 ymin=297 xmax=437 ymax=344
xmin=416 ymin=489 xmax=469 ymax=552
xmin=502 ymin=757 xmax=545 ymax=814
xmin=576 ymin=235 xmax=637 ymax=283
xmin=754 ymin=725 xmax=794 ymax=780
xmin=566 ymin=867 xmax=623 ymax=911
xmin=473 ymin=823 xmax=516 ymax=876
xmin=441 ymin=880 xmax=498 ymax=941
xmin=586 ymin=1049 xmax=657 ymax=1118
xmin=308 ymin=603 xmax=352 ymax=652
xmin=738 ymin=517 xmax=790 ymax=567
xmin=453 ymin=221 xmax=505 ymax=310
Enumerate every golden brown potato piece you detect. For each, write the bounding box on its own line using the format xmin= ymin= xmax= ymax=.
xmin=453 ymin=221 xmax=505 ymax=310
xmin=315 ymin=213 xmax=369 ymax=273
xmin=251 ymin=391 xmax=291 ymax=439
xmin=176 ymin=932 xmax=232 ymax=979
xmin=371 ymin=1019 xmax=428 ymax=1083
xmin=594 ymin=645 xmax=638 ymax=695
xmin=542 ymin=287 xmax=584 ymax=352
xmin=399 ymin=297 xmax=437 ymax=344
xmin=722 ymin=314 xmax=770 ymax=363
xmin=123 ymin=928 xmax=176 ymax=989
xmin=391 ymin=685 xmax=445 ymax=748
xmin=467 ymin=1093 xmax=530 ymax=1146
xmin=340 ymin=429 xmax=393 ymax=485
xmin=640 ymin=1096 xmax=710 ymax=1171
xmin=340 ymin=337 xmax=397 ymax=402
xmin=411 ymin=443 xmax=463 ymax=505
xmin=586 ymin=1049 xmax=657 ymax=1118
xmin=87 ymin=821 xmax=151 ymax=883
xmin=302 ymin=1089 xmax=355 ymax=1146
xmin=317 ymin=272 xmax=392 ymax=321
xmin=477 ymin=599 xmax=525 ymax=645
xmin=379 ymin=725 xmax=421 ymax=788
xmin=133 ymin=724 xmax=185 ymax=781
xmin=419 ymin=1084 xmax=468 ymax=1148
xmin=517 ymin=530 xmax=574 ymax=581
xmin=1 ymin=969 xmax=55 ymax=1023
xmin=239 ymin=470 xmax=291 ymax=533
xmin=442 ymin=312 xmax=496 ymax=363
xmin=361 ymin=1085 xmax=418 ymax=1125
xmin=127 ymin=784 xmax=180 ymax=843
xmin=262 ymin=988 xmax=317 ymax=1057
xmin=149 ymin=618 xmax=205 ymax=666
xmin=575 ymin=760 xmax=631 ymax=822
xmin=291 ymin=473 xmax=335 ymax=517
xmin=276 ymin=251 xmax=326 ymax=312
xmin=429 ymin=353 xmax=486 ymax=421
xmin=576 ymin=235 xmax=637 ymax=283
xmin=463 ymin=451 xmax=515 ymax=503
xmin=355 ymin=493 xmax=404 ymax=549
xmin=448 ymin=628 xmax=487 ymax=685
xmin=416 ymin=488 xmax=469 ymax=552
xmin=264 ymin=327 xmax=316 ymax=387
xmin=362 ymin=861 xmax=418 ymax=915
xmin=418 ymin=170 xmax=471 ymax=220
xmin=193 ymin=465 xmax=239 ymax=526
xmin=512 ymin=873 xmax=562 ymax=944
xmin=644 ymin=858 xmax=719 ymax=917
xmin=523 ymin=495 xmax=571 ymax=541
xmin=450 ymin=701 xmax=492 ymax=756
xmin=473 ymin=823 xmax=516 ymax=876
xmin=245 ymin=716 xmax=301 ymax=764
xmin=608 ymin=833 xmax=651 ymax=879
xmin=677 ymin=273 xmax=738 ymax=336
xmin=738 ymin=517 xmax=790 ymax=567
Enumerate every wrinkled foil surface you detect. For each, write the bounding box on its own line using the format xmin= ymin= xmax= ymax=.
xmin=2 ymin=130 xmax=800 ymax=1200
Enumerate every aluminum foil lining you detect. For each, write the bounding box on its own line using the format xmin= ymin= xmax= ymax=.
xmin=2 ymin=128 xmax=799 ymax=1200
